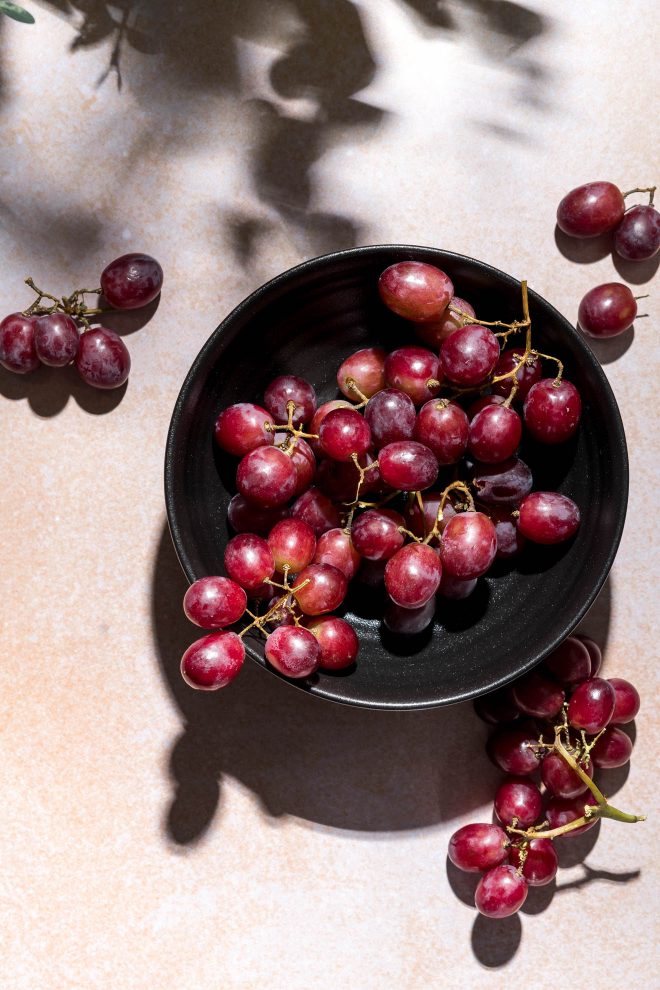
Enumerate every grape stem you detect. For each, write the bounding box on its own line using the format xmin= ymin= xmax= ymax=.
xmin=622 ymin=185 xmax=656 ymax=206
xmin=344 ymin=377 xmax=370 ymax=407
xmin=238 ymin=578 xmax=310 ymax=639
xmin=22 ymin=277 xmax=105 ymax=323
xmin=265 ymin=401 xmax=319 ymax=446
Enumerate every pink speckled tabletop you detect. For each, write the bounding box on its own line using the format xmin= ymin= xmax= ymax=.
xmin=1 ymin=2 xmax=658 ymax=987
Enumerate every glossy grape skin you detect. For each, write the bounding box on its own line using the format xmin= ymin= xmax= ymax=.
xmin=415 ymin=296 xmax=476 ymax=347
xmin=224 ymin=533 xmax=275 ymax=592
xmin=294 ymin=563 xmax=347 ymax=615
xmin=487 ymin=727 xmax=541 ymax=775
xmin=290 ymin=487 xmax=341 ymax=536
xmin=309 ymin=399 xmax=353 ymax=450
xmin=467 ymin=393 xmax=506 ymax=420
xmin=541 ymin=752 xmax=593 ymax=799
xmin=491 ymin=507 xmax=526 ymax=559
xmin=236 ymin=446 xmax=297 ymax=507
xmin=577 ymin=634 xmax=602 ymax=677
xmin=614 ymin=204 xmax=660 ymax=260
xmin=267 ymin=519 xmax=316 ymax=573
xmin=523 ymin=379 xmax=581 ymax=444
xmin=306 ymin=616 xmax=359 ymax=670
xmin=364 ymin=388 xmax=416 ymax=447
xmin=351 ymin=508 xmax=405 ymax=561
xmin=438 ymin=571 xmax=477 ymax=599
xmin=413 ymin=399 xmax=469 ymax=465
xmin=491 ymin=349 xmax=541 ymax=400
xmin=448 ymin=823 xmax=510 ymax=873
xmin=101 ymin=252 xmax=163 ymax=309
xmin=440 ymin=512 xmax=497 ymax=580
xmin=319 ymin=407 xmax=371 ymax=462
xmin=471 ymin=458 xmax=533 ymax=507
xmin=440 ymin=324 xmax=500 ymax=387
xmin=227 ymin=494 xmax=289 ymax=536
xmin=378 ymin=441 xmax=438 ymax=492
xmin=337 ymin=347 xmax=386 ymax=399
xmin=608 ymin=678 xmax=640 ymax=724
xmin=475 ymin=865 xmax=528 ymax=919
xmin=313 ymin=528 xmax=361 ymax=580
xmin=383 ymin=596 xmax=435 ymax=634
xmin=274 ymin=434 xmax=316 ymax=496
xmin=378 ymin=261 xmax=453 ymax=322
xmin=214 ymin=403 xmax=274 ymax=457
xmin=181 ymin=631 xmax=245 ymax=690
xmin=546 ymin=793 xmax=598 ymax=837
xmin=0 ymin=313 xmax=40 ymax=373
xmin=509 ymin=839 xmax=558 ymax=886
xmin=494 ymin=777 xmax=543 ymax=827
xmin=517 ymin=492 xmax=580 ymax=545
xmin=543 ymin=636 xmax=591 ymax=684
xmin=384 ymin=346 xmax=442 ymax=406
xmin=385 ymin=543 xmax=442 ymax=609
xmin=578 ymin=283 xmax=637 ymax=338
xmin=473 ymin=687 xmax=520 ymax=726
xmin=590 ymin=726 xmax=633 ymax=768
xmin=265 ymin=625 xmax=320 ymax=679
xmin=556 ymin=181 xmax=624 ymax=237
xmin=75 ymin=328 xmax=130 ymax=389
xmin=264 ymin=375 xmax=316 ymax=428
xmin=468 ymin=405 xmax=522 ymax=464
xmin=512 ymin=671 xmax=565 ymax=719
xmin=568 ymin=677 xmax=615 ymax=734
xmin=34 ymin=313 xmax=79 ymax=366
xmin=183 ymin=576 xmax=247 ymax=628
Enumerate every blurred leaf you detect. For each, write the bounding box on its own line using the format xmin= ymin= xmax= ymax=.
xmin=0 ymin=1 xmax=35 ymax=23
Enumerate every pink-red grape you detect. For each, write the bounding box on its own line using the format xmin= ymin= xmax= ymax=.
xmin=517 ymin=492 xmax=580 ymax=544
xmin=385 ymin=543 xmax=442 ymax=609
xmin=543 ymin=636 xmax=591 ymax=684
xmin=264 ymin=374 xmax=316 ymax=427
xmin=364 ymin=388 xmax=416 ymax=446
xmin=568 ymin=677 xmax=615 ymax=734
xmin=523 ymin=379 xmax=581 ymax=444
xmin=294 ymin=563 xmax=348 ymax=615
xmin=556 ymin=181 xmax=624 ymax=237
xmin=265 ymin=625 xmax=320 ymax=678
xmin=101 ymin=252 xmax=163 ymax=309
xmin=494 ymin=777 xmax=543 ymax=827
xmin=545 ymin=793 xmax=598 ymax=837
xmin=236 ymin=446 xmax=297 ymax=507
xmin=541 ymin=752 xmax=593 ymax=799
xmin=578 ymin=283 xmax=637 ymax=338
xmin=290 ymin=487 xmax=341 ymax=536
xmin=384 ymin=346 xmax=442 ymax=406
xmin=491 ymin=506 xmax=526 ymax=558
xmin=378 ymin=261 xmax=453 ymax=322
xmin=351 ymin=508 xmax=405 ymax=561
xmin=614 ymin=204 xmax=660 ymax=260
xmin=378 ymin=440 xmax=439 ymax=491
xmin=214 ymin=403 xmax=274 ymax=457
xmin=267 ymin=518 xmax=316 ymax=573
xmin=590 ymin=725 xmax=633 ymax=768
xmin=468 ymin=404 xmax=522 ymax=463
xmin=224 ymin=533 xmax=275 ymax=591
xmin=440 ymin=512 xmax=497 ymax=579
xmin=608 ymin=678 xmax=640 ymax=724
xmin=180 ymin=631 xmax=245 ymax=690
xmin=383 ymin=596 xmax=435 ymax=634
xmin=475 ymin=865 xmax=528 ymax=918
xmin=512 ymin=670 xmax=565 ymax=719
xmin=313 ymin=528 xmax=361 ymax=579
xmin=576 ymin=634 xmax=602 ymax=677
xmin=306 ymin=615 xmax=359 ymax=670
xmin=337 ymin=347 xmax=386 ymax=399
xmin=415 ymin=295 xmax=476 ymax=347
xmin=491 ymin=349 xmax=541 ymax=400
xmin=487 ymin=727 xmax=541 ymax=775
xmin=34 ymin=313 xmax=79 ymax=366
xmin=448 ymin=823 xmax=509 ymax=873
xmin=413 ymin=399 xmax=469 ymax=465
xmin=319 ymin=407 xmax=371 ymax=462
xmin=183 ymin=576 xmax=247 ymax=628
xmin=509 ymin=839 xmax=558 ymax=886
xmin=440 ymin=324 xmax=500 ymax=387
xmin=474 ymin=688 xmax=520 ymax=725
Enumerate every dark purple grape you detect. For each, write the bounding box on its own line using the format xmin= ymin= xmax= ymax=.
xmin=512 ymin=670 xmax=565 ymax=719
xmin=523 ymin=379 xmax=581 ymax=444
xmin=34 ymin=313 xmax=80 ymax=366
xmin=543 ymin=637 xmax=591 ymax=684
xmin=541 ymin=752 xmax=593 ymax=799
xmin=590 ymin=726 xmax=633 ymax=768
xmin=413 ymin=399 xmax=469 ymax=465
xmin=509 ymin=839 xmax=558 ymax=886
xmin=491 ymin=349 xmax=542 ymax=400
xmin=473 ymin=687 xmax=520 ymax=726
xmin=75 ymin=327 xmax=130 ymax=389
xmin=556 ymin=181 xmax=624 ymax=237
xmin=614 ymin=204 xmax=660 ymax=260
xmin=101 ymin=253 xmax=163 ymax=309
xmin=487 ymin=727 xmax=541 ymax=775
xmin=264 ymin=375 xmax=316 ymax=428
xmin=0 ymin=313 xmax=40 ymax=373
xmin=364 ymin=388 xmax=416 ymax=447
xmin=471 ymin=457 xmax=533 ymax=507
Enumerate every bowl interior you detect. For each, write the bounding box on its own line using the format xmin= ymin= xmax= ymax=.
xmin=165 ymin=246 xmax=627 ymax=710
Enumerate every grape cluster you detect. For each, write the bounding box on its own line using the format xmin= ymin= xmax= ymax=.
xmin=556 ymin=180 xmax=657 ymax=340
xmin=0 ymin=253 xmax=163 ymax=388
xmin=179 ymin=262 xmax=584 ymax=690
xmin=449 ymin=634 xmax=644 ymax=919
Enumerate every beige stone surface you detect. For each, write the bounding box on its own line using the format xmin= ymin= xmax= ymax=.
xmin=0 ymin=2 xmax=658 ymax=987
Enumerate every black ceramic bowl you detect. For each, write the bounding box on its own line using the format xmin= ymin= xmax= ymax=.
xmin=165 ymin=245 xmax=627 ymax=711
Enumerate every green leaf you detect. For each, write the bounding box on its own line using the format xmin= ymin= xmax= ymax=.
xmin=0 ymin=1 xmax=35 ymax=23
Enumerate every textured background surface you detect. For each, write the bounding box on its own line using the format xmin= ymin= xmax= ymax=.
xmin=0 ymin=2 xmax=658 ymax=987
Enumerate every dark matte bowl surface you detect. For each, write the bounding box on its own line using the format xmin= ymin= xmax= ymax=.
xmin=165 ymin=246 xmax=627 ymax=710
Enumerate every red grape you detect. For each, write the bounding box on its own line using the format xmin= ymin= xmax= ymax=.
xmin=227 ymin=494 xmax=289 ymax=535
xmin=545 ymin=793 xmax=598 ymax=837
xmin=487 ymin=727 xmax=541 ymax=775
xmin=467 ymin=393 xmax=506 ymax=420
xmin=512 ymin=670 xmax=565 ymax=719
xmin=274 ymin=435 xmax=315 ymax=496
xmin=438 ymin=571 xmax=477 ymax=599
xmin=384 ymin=543 xmax=442 ymax=608
xmin=267 ymin=518 xmax=316 ymax=573
xmin=509 ymin=839 xmax=558 ymax=886
xmin=415 ymin=295 xmax=476 ymax=347
xmin=543 ymin=636 xmax=591 ymax=684
xmin=517 ymin=492 xmax=580 ymax=544
xmin=440 ymin=324 xmax=500 ymax=387
xmin=183 ymin=576 xmax=247 ymax=628
xmin=315 ymin=451 xmax=378 ymax=502
xmin=491 ymin=349 xmax=541 ymax=400
xmin=406 ymin=492 xmax=455 ymax=541
xmin=34 ymin=313 xmax=79 ymax=366
xmin=523 ymin=379 xmax=581 ymax=444
xmin=490 ymin=506 xmax=526 ymax=559
xmin=75 ymin=327 xmax=130 ymax=389
xmin=236 ymin=446 xmax=297 ymax=507
xmin=384 ymin=346 xmax=441 ymax=406
xmin=309 ymin=399 xmax=353 ymax=449
xmin=378 ymin=261 xmax=453 ymax=322
xmin=351 ymin=508 xmax=405 ymax=561
xmin=576 ymin=634 xmax=602 ymax=677
xmin=313 ymin=528 xmax=361 ymax=579
xmin=440 ymin=512 xmax=497 ymax=580
xmin=264 ymin=374 xmax=316 ymax=427
xmin=224 ymin=533 xmax=275 ymax=592
xmin=319 ymin=407 xmax=371 ymax=462
xmin=608 ymin=677 xmax=640 ymax=724
xmin=468 ymin=404 xmax=522 ymax=463
xmin=214 ymin=403 xmax=274 ymax=457
xmin=294 ymin=563 xmax=347 ymax=615
xmin=475 ymin=865 xmax=528 ymax=918
xmin=471 ymin=458 xmax=533 ymax=507
xmin=364 ymin=388 xmax=416 ymax=446
xmin=413 ymin=399 xmax=469 ymax=465
xmin=181 ymin=631 xmax=244 ymax=690
xmin=541 ymin=752 xmax=593 ymax=799
xmin=0 ymin=313 xmax=40 ymax=374
xmin=494 ymin=777 xmax=543 ymax=827
xmin=448 ymin=823 xmax=509 ymax=873
xmin=590 ymin=726 xmax=633 ymax=768
xmin=383 ymin=596 xmax=435 ymax=634
xmin=474 ymin=687 xmax=520 ymax=725
xmin=578 ymin=282 xmax=637 ymax=338
xmin=378 ymin=441 xmax=439 ymax=491
xmin=306 ymin=615 xmax=359 ymax=670
xmin=265 ymin=625 xmax=320 ymax=678
xmin=556 ymin=181 xmax=624 ymax=237
xmin=290 ymin=487 xmax=341 ymax=536
xmin=337 ymin=347 xmax=386 ymax=399
xmin=568 ymin=677 xmax=615 ymax=734
xmin=614 ymin=204 xmax=660 ymax=260
xmin=101 ymin=252 xmax=163 ymax=309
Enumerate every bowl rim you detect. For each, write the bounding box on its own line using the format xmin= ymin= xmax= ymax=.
xmin=165 ymin=244 xmax=629 ymax=710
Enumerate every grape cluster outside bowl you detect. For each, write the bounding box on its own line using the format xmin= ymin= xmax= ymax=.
xmin=164 ymin=245 xmax=628 ymax=711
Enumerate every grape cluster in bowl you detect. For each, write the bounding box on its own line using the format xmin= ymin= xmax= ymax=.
xmin=177 ymin=261 xmax=585 ymax=692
